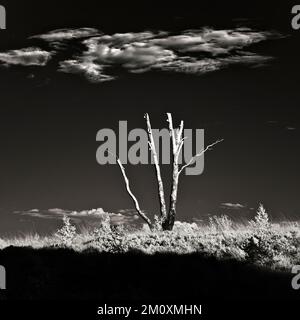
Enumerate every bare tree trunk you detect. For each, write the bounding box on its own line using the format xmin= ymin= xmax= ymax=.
xmin=145 ymin=114 xmax=167 ymax=224
xmin=164 ymin=154 xmax=179 ymax=230
xmin=163 ymin=113 xmax=184 ymax=230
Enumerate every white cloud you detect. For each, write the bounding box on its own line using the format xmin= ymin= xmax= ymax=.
xmin=61 ymin=28 xmax=278 ymax=81
xmin=0 ymin=47 xmax=52 ymax=66
xmin=59 ymin=59 xmax=115 ymax=82
xmin=1 ymin=27 xmax=281 ymax=82
xmin=149 ymin=28 xmax=270 ymax=55
xmin=30 ymin=28 xmax=100 ymax=41
xmin=17 ymin=207 xmax=142 ymax=226
xmin=89 ymin=31 xmax=164 ymax=45
xmin=220 ymin=203 xmax=246 ymax=209
xmin=220 ymin=53 xmax=272 ymax=66
xmin=69 ymin=208 xmax=107 ymax=217
xmin=153 ymin=57 xmax=221 ymax=74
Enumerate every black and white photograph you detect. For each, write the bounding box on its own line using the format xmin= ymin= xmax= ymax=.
xmin=0 ymin=0 xmax=300 ymax=318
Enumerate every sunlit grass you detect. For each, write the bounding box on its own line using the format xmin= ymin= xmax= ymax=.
xmin=0 ymin=206 xmax=299 ymax=271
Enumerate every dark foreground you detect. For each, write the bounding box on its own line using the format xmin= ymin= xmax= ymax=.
xmin=0 ymin=247 xmax=299 ymax=318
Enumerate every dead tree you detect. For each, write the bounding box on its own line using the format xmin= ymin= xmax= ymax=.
xmin=113 ymin=114 xmax=223 ymax=231
xmin=163 ymin=113 xmax=223 ymax=230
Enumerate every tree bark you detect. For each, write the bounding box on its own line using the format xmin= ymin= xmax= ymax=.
xmin=163 ymin=153 xmax=180 ymax=230
xmin=145 ymin=114 xmax=167 ymax=223
xmin=163 ymin=113 xmax=184 ymax=230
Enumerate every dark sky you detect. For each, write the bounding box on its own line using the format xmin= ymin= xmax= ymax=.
xmin=0 ymin=0 xmax=299 ymax=235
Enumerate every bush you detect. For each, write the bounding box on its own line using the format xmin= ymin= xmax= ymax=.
xmin=249 ymin=204 xmax=271 ymax=233
xmin=54 ymin=216 xmax=77 ymax=247
xmin=209 ymin=215 xmax=233 ymax=234
xmin=91 ymin=215 xmax=129 ymax=253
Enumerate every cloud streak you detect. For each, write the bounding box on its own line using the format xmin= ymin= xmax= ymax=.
xmin=0 ymin=47 xmax=52 ymax=66
xmin=16 ymin=207 xmax=141 ymax=226
xmin=220 ymin=203 xmax=246 ymax=210
xmin=30 ymin=28 xmax=100 ymax=42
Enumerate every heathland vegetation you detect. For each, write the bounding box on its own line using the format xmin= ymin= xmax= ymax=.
xmin=1 ymin=205 xmax=299 ymax=272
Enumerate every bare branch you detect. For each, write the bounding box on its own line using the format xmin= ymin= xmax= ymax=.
xmin=145 ymin=113 xmax=167 ymax=221
xmin=177 ymin=136 xmax=186 ymax=156
xmin=178 ymin=139 xmax=224 ymax=175
xmin=167 ymin=113 xmax=176 ymax=154
xmin=177 ymin=121 xmax=184 ymax=145
xmin=109 ymin=152 xmax=152 ymax=228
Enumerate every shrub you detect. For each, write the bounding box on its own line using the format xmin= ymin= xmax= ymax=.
xmin=54 ymin=216 xmax=77 ymax=246
xmin=91 ymin=215 xmax=128 ymax=253
xmin=243 ymin=204 xmax=277 ymax=266
xmin=249 ymin=204 xmax=271 ymax=233
xmin=209 ymin=215 xmax=233 ymax=234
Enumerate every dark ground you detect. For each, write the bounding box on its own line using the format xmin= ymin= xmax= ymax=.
xmin=0 ymin=246 xmax=298 ymax=300
xmin=0 ymin=247 xmax=299 ymax=317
